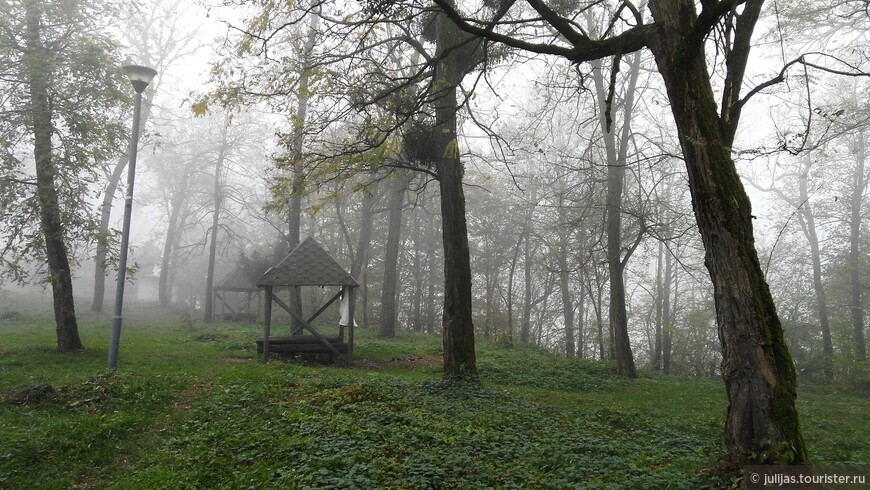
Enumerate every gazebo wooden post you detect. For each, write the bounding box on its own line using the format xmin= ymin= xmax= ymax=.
xmin=262 ymin=286 xmax=273 ymax=361
xmin=347 ymin=286 xmax=356 ymax=361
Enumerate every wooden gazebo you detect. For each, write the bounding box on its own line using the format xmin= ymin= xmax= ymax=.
xmin=255 ymin=237 xmax=358 ymax=364
xmin=212 ymin=267 xmax=260 ymax=322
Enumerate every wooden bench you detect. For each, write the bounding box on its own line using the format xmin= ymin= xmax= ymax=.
xmin=223 ymin=312 xmax=257 ymax=322
xmin=256 ymin=335 xmax=348 ymax=363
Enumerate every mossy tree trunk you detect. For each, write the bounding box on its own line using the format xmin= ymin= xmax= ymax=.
xmin=648 ymin=0 xmax=807 ymax=466
xmin=435 ymin=2 xmax=476 ymax=380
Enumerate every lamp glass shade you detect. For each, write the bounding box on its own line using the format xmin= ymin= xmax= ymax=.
xmin=122 ymin=65 xmax=158 ymax=93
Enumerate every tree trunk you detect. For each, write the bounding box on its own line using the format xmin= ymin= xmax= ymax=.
xmin=435 ymin=4 xmax=476 ymax=380
xmin=505 ymin=229 xmax=523 ymax=343
xmin=410 ymin=202 xmax=425 ymax=332
xmin=352 ymin=181 xmax=377 ymax=329
xmin=204 ymin=119 xmax=230 ymax=323
xmin=591 ymin=50 xmax=641 ymax=378
xmin=652 ymin=241 xmax=665 ymax=371
xmin=285 ymin=10 xmax=319 ymax=335
xmin=796 ymin=157 xmax=834 ymax=377
xmin=91 ymin=95 xmax=154 ymax=313
xmin=380 ymin=172 xmax=406 ymax=338
xmin=585 ymin=275 xmax=606 ymax=361
xmin=92 ymin=158 xmax=126 ymax=313
xmin=577 ymin=271 xmax=586 ymax=359
xmin=558 ymin=245 xmax=575 ymax=357
xmin=649 ymin=0 xmax=807 ymax=465
xmin=848 ymin=130 xmax=867 ymax=362
xmin=426 ymin=218 xmax=440 ymax=335
xmin=24 ymin=2 xmax=82 ymax=352
xmin=518 ymin=182 xmax=538 ymax=345
xmin=521 ymin=234 xmax=534 ymax=344
xmin=158 ymin=174 xmax=188 ymax=307
xmin=556 ymin=190 xmax=576 ymax=356
xmin=662 ymin=247 xmax=675 ymax=375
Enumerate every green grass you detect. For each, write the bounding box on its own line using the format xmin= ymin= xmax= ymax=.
xmin=1 ymin=290 xmax=867 ymax=489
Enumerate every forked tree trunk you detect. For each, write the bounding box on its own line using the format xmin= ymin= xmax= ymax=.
xmin=591 ymin=48 xmax=642 ymax=378
xmin=158 ymin=172 xmax=189 ymax=307
xmin=25 ymin=2 xmax=82 ymax=352
xmin=649 ymin=0 xmax=807 ymax=465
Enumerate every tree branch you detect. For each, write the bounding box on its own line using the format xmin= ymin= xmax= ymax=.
xmin=431 ymin=0 xmax=655 ymax=63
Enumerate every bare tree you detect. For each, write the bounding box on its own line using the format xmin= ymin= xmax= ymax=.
xmin=92 ymin=0 xmax=199 ymax=312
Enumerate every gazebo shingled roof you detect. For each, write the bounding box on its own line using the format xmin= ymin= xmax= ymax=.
xmin=256 ymin=236 xmax=358 ymax=287
xmin=215 ymin=267 xmax=257 ymax=292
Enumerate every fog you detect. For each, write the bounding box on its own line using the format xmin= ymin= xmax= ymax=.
xmin=1 ymin=0 xmax=868 ymax=382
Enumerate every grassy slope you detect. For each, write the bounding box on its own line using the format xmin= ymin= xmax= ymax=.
xmin=0 ymin=291 xmax=866 ymax=489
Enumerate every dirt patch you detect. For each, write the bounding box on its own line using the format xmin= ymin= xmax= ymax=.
xmin=355 ymin=355 xmax=441 ymax=370
xmin=402 ymin=355 xmax=441 ymax=369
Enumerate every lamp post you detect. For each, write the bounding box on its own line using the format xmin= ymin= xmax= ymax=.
xmin=108 ymin=65 xmax=157 ymax=370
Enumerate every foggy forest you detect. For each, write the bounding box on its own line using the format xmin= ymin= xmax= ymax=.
xmin=1 ymin=0 xmax=869 ymax=487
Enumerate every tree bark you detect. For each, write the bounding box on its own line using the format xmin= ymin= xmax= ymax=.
xmin=24 ymin=1 xmax=82 ymax=352
xmin=435 ymin=3 xmax=476 ymax=380
xmin=649 ymin=0 xmax=807 ymax=465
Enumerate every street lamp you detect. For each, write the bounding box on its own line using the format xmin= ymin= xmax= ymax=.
xmin=108 ymin=64 xmax=157 ymax=370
